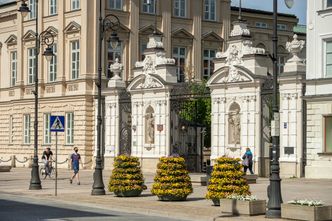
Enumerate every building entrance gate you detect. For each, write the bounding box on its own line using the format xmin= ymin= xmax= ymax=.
xmin=170 ymin=83 xmax=211 ymax=172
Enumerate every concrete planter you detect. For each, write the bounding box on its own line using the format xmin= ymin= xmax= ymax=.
xmin=220 ymin=199 xmax=266 ymax=216
xmin=281 ymin=204 xmax=332 ymax=221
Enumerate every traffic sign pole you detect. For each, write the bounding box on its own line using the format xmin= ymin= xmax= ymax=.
xmin=55 ymin=131 xmax=58 ymax=197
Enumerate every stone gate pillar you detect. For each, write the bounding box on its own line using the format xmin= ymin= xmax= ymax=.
xmin=207 ymin=20 xmax=269 ymax=174
xmin=127 ymin=34 xmax=177 ymax=172
xmin=279 ymin=35 xmax=306 ymax=178
xmin=102 ymin=59 xmax=126 ymax=169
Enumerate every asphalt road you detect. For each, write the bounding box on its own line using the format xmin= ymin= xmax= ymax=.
xmin=0 ymin=194 xmax=185 ymax=221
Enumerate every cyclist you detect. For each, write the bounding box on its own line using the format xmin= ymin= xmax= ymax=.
xmin=42 ymin=147 xmax=53 ymax=176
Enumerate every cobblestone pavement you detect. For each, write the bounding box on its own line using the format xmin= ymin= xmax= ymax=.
xmin=0 ymin=168 xmax=331 ymax=221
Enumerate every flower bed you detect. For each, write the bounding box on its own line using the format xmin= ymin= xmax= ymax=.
xmin=206 ymin=157 xmax=250 ymax=206
xmin=151 ymin=157 xmax=193 ymax=201
xmin=282 ymin=200 xmax=332 ymax=221
xmin=108 ymin=155 xmax=146 ymax=197
xmin=220 ymin=195 xmax=266 ymax=216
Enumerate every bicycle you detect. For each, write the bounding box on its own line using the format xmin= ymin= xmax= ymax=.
xmin=40 ymin=160 xmax=55 ymax=179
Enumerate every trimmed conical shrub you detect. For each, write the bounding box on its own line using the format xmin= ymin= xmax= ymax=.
xmin=151 ymin=156 xmax=193 ymax=201
xmin=108 ymin=155 xmax=146 ymax=197
xmin=206 ymin=157 xmax=250 ymax=205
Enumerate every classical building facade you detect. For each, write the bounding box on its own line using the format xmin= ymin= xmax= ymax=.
xmin=0 ymin=0 xmax=304 ymax=170
xmin=304 ymin=0 xmax=332 ymax=178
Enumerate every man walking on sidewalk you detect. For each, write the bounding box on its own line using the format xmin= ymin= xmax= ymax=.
xmin=70 ymin=147 xmax=81 ymax=185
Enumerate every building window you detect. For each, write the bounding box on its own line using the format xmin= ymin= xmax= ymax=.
xmin=326 ymin=41 xmax=332 ymax=77
xmin=173 ymin=47 xmax=186 ymax=82
xmin=277 ymin=24 xmax=287 ymax=31
xmin=71 ymin=41 xmax=80 ymax=80
xmin=49 ymin=44 xmax=57 ymax=82
xmin=11 ymin=51 xmax=17 ymax=87
xmin=66 ymin=112 xmax=74 ymax=144
xmin=255 ymin=22 xmax=268 ymax=29
xmin=140 ymin=43 xmax=147 ymax=60
xmin=28 ymin=48 xmax=37 ymax=85
xmin=71 ymin=0 xmax=80 ymax=10
xmin=107 ymin=42 xmax=122 ymax=78
xmin=44 ymin=113 xmax=51 ymax=144
xmin=29 ymin=0 xmax=36 ymax=19
xmin=203 ymin=49 xmax=216 ymax=80
xmin=278 ymin=56 xmax=285 ymax=75
xmin=325 ymin=116 xmax=332 ymax=152
xmin=327 ymin=0 xmax=332 ymax=8
xmin=23 ymin=114 xmax=31 ymax=144
xmin=142 ymin=0 xmax=155 ymax=14
xmin=174 ymin=0 xmax=186 ymax=17
xmin=109 ymin=0 xmax=122 ymax=9
xmin=204 ymin=0 xmax=216 ymax=21
xmin=49 ymin=0 xmax=57 ymax=15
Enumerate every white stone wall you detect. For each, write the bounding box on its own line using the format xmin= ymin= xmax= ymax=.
xmin=305 ymin=101 xmax=332 ymax=178
xmin=131 ymin=91 xmax=170 ymax=159
xmin=279 ymin=75 xmax=304 ymax=178
xmin=210 ymin=87 xmax=261 ymax=170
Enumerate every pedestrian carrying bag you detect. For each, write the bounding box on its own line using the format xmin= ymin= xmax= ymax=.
xmin=242 ymin=157 xmax=249 ymax=167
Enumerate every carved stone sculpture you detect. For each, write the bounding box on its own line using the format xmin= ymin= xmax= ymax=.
xmin=286 ymin=34 xmax=305 ymax=63
xmin=228 ymin=108 xmax=241 ymax=145
xmin=110 ymin=58 xmax=123 ymax=80
xmin=145 ymin=111 xmax=155 ymax=144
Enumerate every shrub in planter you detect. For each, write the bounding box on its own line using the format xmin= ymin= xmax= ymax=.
xmin=282 ymin=200 xmax=332 ymax=221
xmin=108 ymin=155 xmax=147 ymax=197
xmin=151 ymin=157 xmax=193 ymax=201
xmin=206 ymin=157 xmax=250 ymax=206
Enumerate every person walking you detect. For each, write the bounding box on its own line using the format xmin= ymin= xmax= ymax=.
xmin=242 ymin=147 xmax=254 ymax=175
xmin=70 ymin=147 xmax=81 ymax=185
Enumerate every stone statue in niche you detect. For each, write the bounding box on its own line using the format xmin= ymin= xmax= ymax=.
xmin=228 ymin=104 xmax=241 ymax=145
xmin=145 ymin=107 xmax=155 ymax=144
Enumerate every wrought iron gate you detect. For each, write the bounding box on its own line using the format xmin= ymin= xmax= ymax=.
xmin=170 ymin=82 xmax=211 ymax=172
xmin=119 ymin=90 xmax=132 ymax=155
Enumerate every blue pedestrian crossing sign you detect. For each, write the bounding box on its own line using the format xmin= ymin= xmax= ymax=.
xmin=50 ymin=116 xmax=65 ymax=132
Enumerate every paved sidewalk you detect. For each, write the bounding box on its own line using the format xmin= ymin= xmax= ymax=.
xmin=0 ymin=168 xmax=331 ymax=221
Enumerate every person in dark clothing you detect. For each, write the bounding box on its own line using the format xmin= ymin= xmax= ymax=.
xmin=70 ymin=147 xmax=81 ymax=185
xmin=42 ymin=147 xmax=53 ymax=175
xmin=242 ymin=147 xmax=254 ymax=175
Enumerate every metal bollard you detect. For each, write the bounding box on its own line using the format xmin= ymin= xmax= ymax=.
xmin=11 ymin=155 xmax=16 ymax=168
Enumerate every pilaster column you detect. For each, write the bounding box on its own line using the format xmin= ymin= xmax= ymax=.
xmin=161 ymin=0 xmax=172 ymax=57
xmin=192 ymin=0 xmax=202 ymax=80
xmin=58 ymin=0 xmax=65 ymax=81
xmin=220 ymin=0 xmax=231 ymax=50
xmin=129 ymin=0 xmax=140 ymax=80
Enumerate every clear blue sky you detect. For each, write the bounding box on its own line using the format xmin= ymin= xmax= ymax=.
xmin=231 ymin=0 xmax=307 ymax=25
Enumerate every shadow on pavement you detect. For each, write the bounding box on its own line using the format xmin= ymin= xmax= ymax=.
xmin=0 ymin=199 xmax=115 ymax=221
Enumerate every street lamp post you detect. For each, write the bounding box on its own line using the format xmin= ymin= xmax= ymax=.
xmin=18 ymin=0 xmax=55 ymax=190
xmin=92 ymin=0 xmax=120 ymax=196
xmin=266 ymin=0 xmax=294 ymax=218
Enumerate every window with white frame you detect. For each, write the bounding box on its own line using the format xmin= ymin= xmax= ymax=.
xmin=29 ymin=0 xmax=36 ymax=19
xmin=49 ymin=44 xmax=57 ymax=82
xmin=49 ymin=0 xmax=57 ymax=15
xmin=71 ymin=41 xmax=80 ymax=79
xmin=203 ymin=49 xmax=216 ymax=80
xmin=11 ymin=51 xmax=17 ymax=87
xmin=109 ymin=0 xmax=122 ymax=10
xmin=44 ymin=113 xmax=51 ymax=144
xmin=255 ymin=22 xmax=268 ymax=29
xmin=142 ymin=0 xmax=155 ymax=14
xmin=204 ymin=0 xmax=216 ymax=21
xmin=173 ymin=47 xmax=186 ymax=82
xmin=71 ymin=0 xmax=80 ymax=10
xmin=327 ymin=0 xmax=332 ymax=8
xmin=23 ymin=114 xmax=31 ymax=144
xmin=277 ymin=24 xmax=287 ymax=31
xmin=326 ymin=41 xmax=332 ymax=77
xmin=107 ymin=42 xmax=122 ymax=78
xmin=174 ymin=0 xmax=186 ymax=17
xmin=28 ymin=48 xmax=36 ymax=85
xmin=66 ymin=113 xmax=74 ymax=144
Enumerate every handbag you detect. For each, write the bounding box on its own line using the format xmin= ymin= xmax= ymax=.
xmin=242 ymin=157 xmax=249 ymax=167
